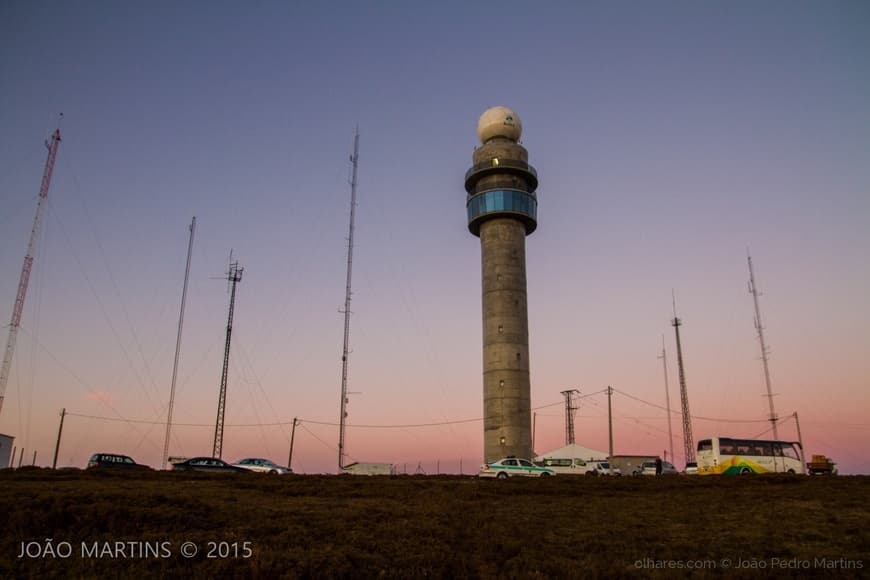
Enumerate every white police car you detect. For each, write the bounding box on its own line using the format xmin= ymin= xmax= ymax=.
xmin=479 ymin=457 xmax=556 ymax=479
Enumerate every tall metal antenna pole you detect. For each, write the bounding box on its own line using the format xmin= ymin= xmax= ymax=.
xmin=560 ymin=389 xmax=580 ymax=445
xmin=672 ymin=292 xmax=695 ymax=465
xmin=213 ymin=255 xmax=243 ymax=459
xmin=747 ymin=251 xmax=778 ymax=440
xmin=657 ymin=335 xmax=675 ymax=464
xmin=607 ymin=386 xmax=614 ymax=460
xmin=0 ymin=128 xmax=62 ymax=418
xmin=162 ymin=217 xmax=196 ymax=469
xmin=338 ymin=127 xmax=359 ymax=471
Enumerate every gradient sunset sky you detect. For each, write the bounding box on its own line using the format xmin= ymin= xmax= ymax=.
xmin=1 ymin=1 xmax=868 ymax=474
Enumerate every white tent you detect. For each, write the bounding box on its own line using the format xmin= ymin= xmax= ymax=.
xmin=534 ymin=443 xmax=609 ymax=462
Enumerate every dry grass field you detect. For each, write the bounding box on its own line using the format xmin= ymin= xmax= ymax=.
xmin=1 ymin=468 xmax=867 ymax=578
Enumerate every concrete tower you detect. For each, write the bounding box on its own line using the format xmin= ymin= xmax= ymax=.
xmin=465 ymin=106 xmax=539 ymax=462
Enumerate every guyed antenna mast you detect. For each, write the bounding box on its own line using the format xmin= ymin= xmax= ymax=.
xmin=658 ymin=334 xmax=675 ymax=463
xmin=338 ymin=127 xmax=359 ymax=470
xmin=747 ymin=251 xmax=778 ymax=439
xmin=672 ymin=291 xmax=695 ymax=465
xmin=213 ymin=252 xmax=243 ymax=459
xmin=162 ymin=217 xmax=196 ymax=469
xmin=0 ymin=126 xmax=62 ymax=419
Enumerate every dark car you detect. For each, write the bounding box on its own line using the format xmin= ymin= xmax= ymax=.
xmin=87 ymin=453 xmax=151 ymax=470
xmin=171 ymin=457 xmax=249 ymax=473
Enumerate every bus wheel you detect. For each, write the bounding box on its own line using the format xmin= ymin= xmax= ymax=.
xmin=497 ymin=472 xmax=508 ymax=479
xmin=739 ymin=468 xmax=752 ymax=475
xmin=787 ymin=469 xmax=796 ymax=475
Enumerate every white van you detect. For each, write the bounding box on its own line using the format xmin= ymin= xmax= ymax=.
xmin=537 ymin=457 xmax=608 ymax=475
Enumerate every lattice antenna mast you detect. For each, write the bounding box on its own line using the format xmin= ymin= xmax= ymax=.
xmin=338 ymin=127 xmax=359 ymax=470
xmin=747 ymin=251 xmax=778 ymax=439
xmin=213 ymin=254 xmax=243 ymax=459
xmin=658 ymin=334 xmax=675 ymax=463
xmin=0 ymin=128 xmax=62 ymax=419
xmin=560 ymin=389 xmax=580 ymax=445
xmin=671 ymin=292 xmax=695 ymax=464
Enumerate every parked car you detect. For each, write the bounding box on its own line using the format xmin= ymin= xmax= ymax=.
xmin=536 ymin=457 xmax=620 ymax=476
xmin=87 ymin=453 xmax=151 ymax=470
xmin=683 ymin=461 xmax=698 ymax=475
xmin=171 ymin=457 xmax=249 ymax=473
xmin=590 ymin=461 xmax=621 ymax=476
xmin=639 ymin=460 xmax=678 ymax=476
xmin=232 ymin=458 xmax=291 ymax=474
xmin=479 ymin=457 xmax=555 ymax=478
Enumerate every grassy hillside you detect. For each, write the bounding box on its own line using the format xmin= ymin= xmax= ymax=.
xmin=1 ymin=469 xmax=867 ymax=578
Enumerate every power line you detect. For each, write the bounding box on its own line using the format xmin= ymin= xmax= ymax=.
xmin=61 ymin=393 xmax=607 ymax=430
xmin=612 ymin=388 xmax=772 ymax=423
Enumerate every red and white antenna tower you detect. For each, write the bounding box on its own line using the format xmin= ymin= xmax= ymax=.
xmin=0 ymin=127 xmax=62 ymax=419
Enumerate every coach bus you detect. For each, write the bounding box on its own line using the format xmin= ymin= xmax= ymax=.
xmin=696 ymin=437 xmax=804 ymax=475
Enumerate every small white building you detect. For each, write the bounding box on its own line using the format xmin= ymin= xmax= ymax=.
xmin=342 ymin=462 xmax=394 ymax=476
xmin=534 ymin=443 xmax=609 ymax=463
xmin=0 ymin=433 xmax=14 ymax=468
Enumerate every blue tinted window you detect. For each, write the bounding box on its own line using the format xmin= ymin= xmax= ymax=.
xmin=468 ymin=190 xmax=536 ymax=222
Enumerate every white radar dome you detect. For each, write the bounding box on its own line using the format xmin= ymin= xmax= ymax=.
xmin=477 ymin=106 xmax=522 ymax=143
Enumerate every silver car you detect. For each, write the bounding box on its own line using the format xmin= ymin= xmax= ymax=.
xmin=640 ymin=460 xmax=678 ymax=476
xmin=232 ymin=458 xmax=292 ymax=475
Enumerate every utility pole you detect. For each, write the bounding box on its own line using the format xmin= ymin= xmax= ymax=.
xmin=560 ymin=389 xmax=580 ymax=445
xmin=52 ymin=408 xmax=66 ymax=469
xmin=338 ymin=127 xmax=360 ymax=471
xmin=672 ymin=293 xmax=695 ymax=465
xmin=163 ymin=216 xmax=196 ymax=469
xmin=658 ymin=335 xmax=675 ymax=466
xmin=213 ymin=255 xmax=243 ymax=459
xmin=0 ymin=128 xmax=62 ymax=419
xmin=531 ymin=412 xmax=537 ymax=455
xmin=287 ymin=417 xmax=298 ymax=472
xmin=748 ymin=251 xmax=778 ymax=439
xmin=794 ymin=412 xmax=806 ymax=475
xmin=607 ymin=385 xmax=614 ymax=460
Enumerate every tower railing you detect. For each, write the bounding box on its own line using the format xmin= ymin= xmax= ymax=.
xmin=465 ymin=158 xmax=538 ymax=191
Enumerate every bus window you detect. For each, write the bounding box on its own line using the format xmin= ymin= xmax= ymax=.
xmin=697 ymin=440 xmax=712 ymax=452
xmin=781 ymin=444 xmax=799 ymax=461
